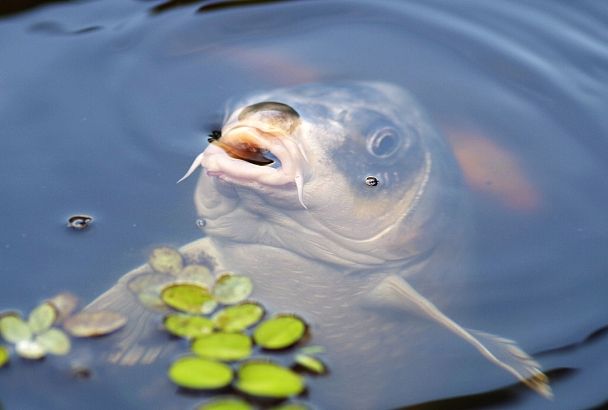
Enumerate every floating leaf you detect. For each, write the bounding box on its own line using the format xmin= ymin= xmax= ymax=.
xmin=197 ymin=397 xmax=253 ymax=410
xmin=36 ymin=328 xmax=71 ymax=355
xmin=168 ymin=356 xmax=232 ymax=390
xmin=15 ymin=340 xmax=45 ymax=359
xmin=253 ymin=315 xmax=306 ymax=350
xmin=178 ymin=264 xmax=214 ymax=288
xmin=28 ymin=303 xmax=57 ymax=334
xmin=212 ymin=303 xmax=264 ymax=332
xmin=0 ymin=346 xmax=9 ymax=367
xmin=149 ymin=247 xmax=184 ymax=275
xmin=161 ymin=283 xmax=216 ymax=314
xmin=235 ymin=361 xmax=304 ymax=398
xmin=0 ymin=316 xmax=32 ymax=343
xmin=164 ymin=314 xmax=214 ymax=339
xmin=192 ymin=332 xmax=252 ymax=362
xmin=47 ymin=292 xmax=79 ymax=323
xmin=294 ymin=353 xmax=326 ymax=375
xmin=64 ymin=310 xmax=127 ymax=337
xmin=213 ymin=274 xmax=253 ymax=305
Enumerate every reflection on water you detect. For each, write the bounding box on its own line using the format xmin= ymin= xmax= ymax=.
xmin=0 ymin=0 xmax=607 ymax=409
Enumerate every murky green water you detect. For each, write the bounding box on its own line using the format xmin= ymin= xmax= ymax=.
xmin=1 ymin=1 xmax=607 ymax=409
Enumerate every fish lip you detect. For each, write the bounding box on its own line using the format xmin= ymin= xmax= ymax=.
xmin=201 ymin=124 xmax=307 ymax=188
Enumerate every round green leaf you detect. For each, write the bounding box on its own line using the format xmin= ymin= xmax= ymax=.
xmin=36 ymin=328 xmax=71 ymax=355
xmin=178 ymin=264 xmax=214 ymax=288
xmin=164 ymin=314 xmax=214 ymax=339
xmin=161 ymin=283 xmax=217 ymax=314
xmin=0 ymin=316 xmax=32 ymax=344
xmin=213 ymin=274 xmax=253 ymax=305
xmin=212 ymin=303 xmax=264 ymax=332
xmin=196 ymin=397 xmax=253 ymax=410
xmin=28 ymin=303 xmax=57 ymax=334
xmin=149 ymin=247 xmax=183 ymax=275
xmin=294 ymin=353 xmax=326 ymax=375
xmin=253 ymin=315 xmax=306 ymax=350
xmin=168 ymin=356 xmax=232 ymax=390
xmin=192 ymin=332 xmax=252 ymax=362
xmin=0 ymin=346 xmax=9 ymax=367
xmin=64 ymin=310 xmax=127 ymax=337
xmin=235 ymin=361 xmax=304 ymax=398
xmin=15 ymin=340 xmax=46 ymax=360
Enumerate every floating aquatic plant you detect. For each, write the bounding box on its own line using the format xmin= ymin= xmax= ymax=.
xmin=212 ymin=302 xmax=264 ymax=332
xmin=235 ymin=360 xmax=305 ymax=398
xmin=0 ymin=345 xmax=8 ymax=367
xmin=161 ymin=283 xmax=217 ymax=314
xmin=196 ymin=397 xmax=253 ymax=410
xmin=294 ymin=353 xmax=326 ymax=375
xmin=192 ymin=332 xmax=252 ymax=362
xmin=164 ymin=314 xmax=214 ymax=339
xmin=168 ymin=356 xmax=233 ymax=390
xmin=149 ymin=246 xmax=184 ymax=275
xmin=0 ymin=303 xmax=71 ymax=359
xmin=64 ymin=310 xmax=127 ymax=337
xmin=253 ymin=315 xmax=307 ymax=350
xmin=212 ymin=274 xmax=253 ymax=305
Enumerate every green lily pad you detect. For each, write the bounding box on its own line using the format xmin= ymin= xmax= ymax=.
xmin=28 ymin=303 xmax=57 ymax=334
xmin=36 ymin=328 xmax=71 ymax=355
xmin=178 ymin=264 xmax=214 ymax=288
xmin=149 ymin=247 xmax=184 ymax=275
xmin=0 ymin=346 xmax=9 ymax=367
xmin=161 ymin=283 xmax=217 ymax=314
xmin=15 ymin=340 xmax=45 ymax=359
xmin=294 ymin=353 xmax=326 ymax=375
xmin=196 ymin=397 xmax=253 ymax=410
xmin=212 ymin=274 xmax=253 ymax=305
xmin=192 ymin=332 xmax=252 ymax=362
xmin=164 ymin=314 xmax=214 ymax=339
xmin=47 ymin=292 xmax=79 ymax=323
xmin=64 ymin=310 xmax=127 ymax=337
xmin=212 ymin=303 xmax=264 ymax=332
xmin=253 ymin=315 xmax=306 ymax=350
xmin=235 ymin=361 xmax=304 ymax=398
xmin=0 ymin=316 xmax=32 ymax=344
xmin=168 ymin=356 xmax=233 ymax=390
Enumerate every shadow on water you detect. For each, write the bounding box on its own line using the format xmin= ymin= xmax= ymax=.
xmin=401 ymin=368 xmax=576 ymax=410
xmin=0 ymin=0 xmax=77 ymax=18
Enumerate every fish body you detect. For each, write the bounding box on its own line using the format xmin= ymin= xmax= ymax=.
xmin=86 ymin=82 xmax=549 ymax=407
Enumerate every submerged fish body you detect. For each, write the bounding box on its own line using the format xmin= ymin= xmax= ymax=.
xmin=86 ymin=82 xmax=549 ymax=406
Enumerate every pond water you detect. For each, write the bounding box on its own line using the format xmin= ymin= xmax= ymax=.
xmin=1 ymin=0 xmax=607 ymax=409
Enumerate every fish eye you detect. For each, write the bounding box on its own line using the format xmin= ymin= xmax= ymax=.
xmin=367 ymin=127 xmax=401 ymax=158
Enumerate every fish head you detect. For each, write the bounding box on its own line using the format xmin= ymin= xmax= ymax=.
xmin=188 ymin=82 xmax=460 ymax=270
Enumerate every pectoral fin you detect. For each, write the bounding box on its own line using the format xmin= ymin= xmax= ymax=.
xmin=369 ymin=275 xmax=552 ymax=398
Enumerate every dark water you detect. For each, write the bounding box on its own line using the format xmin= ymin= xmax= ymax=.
xmin=1 ymin=0 xmax=607 ymax=409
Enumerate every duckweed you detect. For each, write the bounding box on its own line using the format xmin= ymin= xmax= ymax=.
xmin=294 ymin=353 xmax=326 ymax=375
xmin=168 ymin=356 xmax=233 ymax=390
xmin=64 ymin=310 xmax=127 ymax=337
xmin=212 ymin=302 xmax=264 ymax=332
xmin=149 ymin=247 xmax=183 ymax=275
xmin=192 ymin=332 xmax=252 ymax=361
xmin=235 ymin=361 xmax=304 ymax=398
xmin=164 ymin=314 xmax=214 ymax=339
xmin=161 ymin=283 xmax=217 ymax=314
xmin=197 ymin=397 xmax=253 ymax=410
xmin=213 ymin=274 xmax=253 ymax=305
xmin=36 ymin=328 xmax=71 ymax=355
xmin=27 ymin=303 xmax=56 ymax=334
xmin=0 ymin=316 xmax=32 ymax=344
xmin=0 ymin=346 xmax=8 ymax=367
xmin=253 ymin=315 xmax=306 ymax=350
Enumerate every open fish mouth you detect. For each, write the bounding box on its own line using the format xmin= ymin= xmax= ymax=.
xmin=178 ymin=123 xmax=309 ymax=208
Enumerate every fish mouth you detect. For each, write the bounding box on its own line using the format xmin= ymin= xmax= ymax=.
xmin=178 ymin=124 xmax=309 ymax=208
